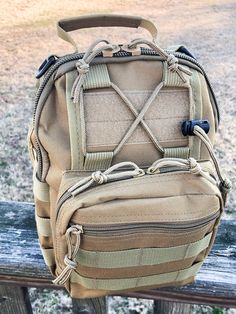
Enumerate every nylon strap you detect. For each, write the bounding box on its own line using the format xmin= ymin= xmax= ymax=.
xmin=35 ymin=215 xmax=51 ymax=237
xmin=66 ymin=71 xmax=84 ymax=169
xmin=83 ymin=152 xmax=113 ymax=171
xmin=71 ymin=261 xmax=203 ymax=290
xmin=163 ymin=147 xmax=190 ymax=158
xmin=41 ymin=248 xmax=55 ymax=266
xmin=83 ymin=64 xmax=111 ymax=90
xmin=189 ymin=70 xmax=203 ymax=159
xmin=162 ymin=61 xmax=193 ymax=158
xmin=163 ymin=61 xmax=190 ymax=87
xmin=76 ymin=233 xmax=211 ymax=268
xmin=33 ymin=170 xmax=49 ymax=202
xmin=82 ymin=64 xmax=112 ymax=170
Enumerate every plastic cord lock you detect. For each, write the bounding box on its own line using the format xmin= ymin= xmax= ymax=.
xmin=182 ymin=120 xmax=210 ymax=136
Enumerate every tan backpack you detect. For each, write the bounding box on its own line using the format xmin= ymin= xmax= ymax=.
xmin=28 ymin=14 xmax=231 ymax=299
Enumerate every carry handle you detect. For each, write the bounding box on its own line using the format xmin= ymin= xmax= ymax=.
xmin=57 ymin=14 xmax=158 ymax=52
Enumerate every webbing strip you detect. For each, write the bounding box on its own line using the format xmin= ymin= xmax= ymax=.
xmin=71 ymin=261 xmax=203 ymax=290
xmin=83 ymin=151 xmax=113 ymax=171
xmin=189 ymin=70 xmax=203 ymax=159
xmin=35 ymin=215 xmax=51 ymax=237
xmin=76 ymin=233 xmax=211 ymax=268
xmin=163 ymin=147 xmax=190 ymax=159
xmin=83 ymin=64 xmax=111 ymax=90
xmin=33 ymin=172 xmax=49 ymax=202
xmin=41 ymin=248 xmax=55 ymax=266
xmin=66 ymin=72 xmax=84 ymax=169
xmin=163 ymin=61 xmax=190 ymax=87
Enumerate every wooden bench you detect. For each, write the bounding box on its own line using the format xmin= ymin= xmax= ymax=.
xmin=0 ymin=201 xmax=235 ymax=313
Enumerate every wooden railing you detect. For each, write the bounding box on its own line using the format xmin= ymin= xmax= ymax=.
xmin=0 ymin=201 xmax=235 ymax=313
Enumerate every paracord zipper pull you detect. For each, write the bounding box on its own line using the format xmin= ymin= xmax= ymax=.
xmin=53 ymin=225 xmax=83 ymax=285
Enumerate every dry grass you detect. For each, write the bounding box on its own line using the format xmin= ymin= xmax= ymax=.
xmin=0 ymin=1 xmax=235 ymax=313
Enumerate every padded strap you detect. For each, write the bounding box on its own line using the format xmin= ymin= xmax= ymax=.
xmin=71 ymin=261 xmax=203 ymax=290
xmin=76 ymin=233 xmax=211 ymax=268
xmin=35 ymin=215 xmax=51 ymax=237
xmin=57 ymin=14 xmax=158 ymax=51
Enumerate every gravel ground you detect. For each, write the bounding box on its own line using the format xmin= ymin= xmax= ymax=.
xmin=0 ymin=1 xmax=235 ymax=313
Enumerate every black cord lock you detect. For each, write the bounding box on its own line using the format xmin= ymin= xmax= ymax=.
xmin=182 ymin=120 xmax=210 ymax=136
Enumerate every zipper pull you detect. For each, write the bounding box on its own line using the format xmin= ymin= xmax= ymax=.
xmin=68 ymin=161 xmax=145 ymax=197
xmin=53 ymin=225 xmax=83 ymax=285
xmin=147 ymin=158 xmax=216 ymax=185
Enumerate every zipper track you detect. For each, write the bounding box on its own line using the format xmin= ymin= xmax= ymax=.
xmin=55 ymin=168 xmax=193 ymax=220
xmin=76 ymin=210 xmax=220 ymax=237
xmin=33 ymin=48 xmax=220 ymax=180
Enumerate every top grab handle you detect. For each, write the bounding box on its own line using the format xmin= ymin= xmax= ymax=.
xmin=57 ymin=14 xmax=158 ymax=52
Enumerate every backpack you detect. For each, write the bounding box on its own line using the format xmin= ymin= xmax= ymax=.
xmin=28 ymin=14 xmax=231 ymax=299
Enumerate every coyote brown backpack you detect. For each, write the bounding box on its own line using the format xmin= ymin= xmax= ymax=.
xmin=28 ymin=14 xmax=231 ymax=298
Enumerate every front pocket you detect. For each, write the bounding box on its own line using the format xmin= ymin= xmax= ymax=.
xmin=52 ymin=160 xmax=222 ymax=292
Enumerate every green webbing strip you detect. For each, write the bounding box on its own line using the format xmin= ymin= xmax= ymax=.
xmin=71 ymin=261 xmax=203 ymax=290
xmin=35 ymin=215 xmax=51 ymax=237
xmin=76 ymin=233 xmax=211 ymax=268
xmin=83 ymin=64 xmax=111 ymax=90
xmin=163 ymin=61 xmax=190 ymax=87
xmin=41 ymin=248 xmax=55 ymax=266
xmin=66 ymin=72 xmax=84 ymax=169
xmin=163 ymin=147 xmax=190 ymax=159
xmin=84 ymin=151 xmax=113 ymax=171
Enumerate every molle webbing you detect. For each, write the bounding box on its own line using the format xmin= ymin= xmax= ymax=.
xmin=163 ymin=147 xmax=190 ymax=159
xmin=71 ymin=261 xmax=203 ymax=290
xmin=35 ymin=215 xmax=51 ymax=237
xmin=76 ymin=232 xmax=211 ymax=268
xmin=83 ymin=63 xmax=111 ymax=90
xmin=84 ymin=152 xmax=113 ymax=171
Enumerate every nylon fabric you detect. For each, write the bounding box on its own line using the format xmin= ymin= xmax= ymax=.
xmin=41 ymin=248 xmax=55 ymax=266
xmin=29 ymin=15 xmax=227 ymax=299
xmin=83 ymin=152 xmax=113 ymax=171
xmin=70 ymin=261 xmax=203 ymax=290
xmin=35 ymin=214 xmax=51 ymax=237
xmin=83 ymin=64 xmax=111 ymax=90
xmin=76 ymin=233 xmax=212 ymax=268
xmin=163 ymin=147 xmax=190 ymax=158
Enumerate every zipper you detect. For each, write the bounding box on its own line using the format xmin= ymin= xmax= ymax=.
xmin=34 ymin=48 xmax=219 ymax=180
xmin=55 ymin=167 xmax=192 ymax=220
xmin=71 ymin=210 xmax=220 ymax=237
xmin=55 ymin=161 xmax=217 ymax=223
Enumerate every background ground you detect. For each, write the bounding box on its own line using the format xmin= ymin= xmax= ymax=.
xmin=0 ymin=0 xmax=235 ymax=313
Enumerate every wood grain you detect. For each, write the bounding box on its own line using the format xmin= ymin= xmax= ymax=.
xmin=0 ymin=285 xmax=32 ymax=314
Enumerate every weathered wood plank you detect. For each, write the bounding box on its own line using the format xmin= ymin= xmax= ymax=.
xmin=0 ymin=201 xmax=235 ymax=307
xmin=72 ymin=297 xmax=107 ymax=314
xmin=153 ymin=300 xmax=191 ymax=314
xmin=0 ymin=285 xmax=32 ymax=314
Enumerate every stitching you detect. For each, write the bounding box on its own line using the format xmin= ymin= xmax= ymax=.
xmin=86 ymin=116 xmax=188 ymax=123
xmin=83 ymin=89 xmax=188 ymax=97
xmin=74 ymin=203 xmax=219 ymax=222
xmin=87 ymin=138 xmax=187 ymax=147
